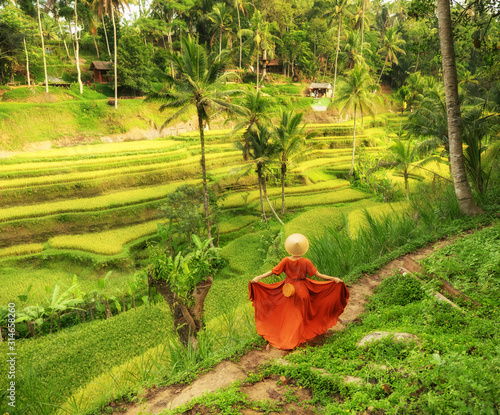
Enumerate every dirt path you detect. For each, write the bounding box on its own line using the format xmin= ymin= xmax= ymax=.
xmin=112 ymin=238 xmax=453 ymax=415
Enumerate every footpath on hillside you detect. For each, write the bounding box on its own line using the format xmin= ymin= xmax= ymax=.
xmin=111 ymin=235 xmax=457 ymax=415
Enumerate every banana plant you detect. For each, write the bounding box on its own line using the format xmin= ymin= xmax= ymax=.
xmin=16 ymin=305 xmax=46 ymax=337
xmin=44 ymin=283 xmax=84 ymax=333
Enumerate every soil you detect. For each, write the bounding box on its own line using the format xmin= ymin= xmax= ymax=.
xmin=110 ymin=237 xmax=455 ymax=415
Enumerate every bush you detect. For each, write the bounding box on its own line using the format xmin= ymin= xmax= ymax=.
xmin=367 ymin=274 xmax=427 ymax=310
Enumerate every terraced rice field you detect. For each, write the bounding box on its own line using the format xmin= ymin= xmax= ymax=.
xmin=1 ymin=114 xmax=429 ymax=304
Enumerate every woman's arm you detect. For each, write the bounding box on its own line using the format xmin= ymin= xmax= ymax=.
xmin=251 ymin=270 xmax=273 ymax=283
xmin=315 ymin=270 xmax=343 ymax=283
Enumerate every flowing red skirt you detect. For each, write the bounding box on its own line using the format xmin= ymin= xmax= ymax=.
xmin=249 ymin=278 xmax=349 ymax=350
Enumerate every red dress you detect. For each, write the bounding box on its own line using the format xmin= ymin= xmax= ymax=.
xmin=249 ymin=257 xmax=350 ymax=350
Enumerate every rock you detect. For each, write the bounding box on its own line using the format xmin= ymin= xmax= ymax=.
xmin=356 ymin=331 xmax=419 ymax=347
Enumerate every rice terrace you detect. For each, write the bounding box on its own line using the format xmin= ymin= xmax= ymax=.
xmin=0 ymin=0 xmax=499 ymax=414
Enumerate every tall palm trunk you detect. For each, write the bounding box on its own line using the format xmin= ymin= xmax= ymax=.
xmin=280 ymin=160 xmax=286 ymax=215
xmin=56 ymin=16 xmax=71 ymax=59
xmin=237 ymin=6 xmax=242 ymax=68
xmin=23 ymin=36 xmax=31 ymax=86
xmin=92 ymin=28 xmax=100 ymax=59
xmin=74 ymin=0 xmax=83 ymax=94
xmin=332 ymin=17 xmax=341 ymax=104
xmin=378 ymin=55 xmax=388 ymax=83
xmin=256 ymin=45 xmax=260 ymax=91
xmin=102 ymin=15 xmax=112 ymax=57
xmin=350 ymin=103 xmax=357 ymax=176
xmin=111 ymin=5 xmax=118 ymax=109
xmin=436 ymin=0 xmax=482 ymax=215
xmin=360 ymin=0 xmax=366 ymax=57
xmin=263 ymin=178 xmax=284 ymax=225
xmin=197 ymin=109 xmax=214 ymax=244
xmin=257 ymin=168 xmax=267 ymax=221
xmin=36 ymin=0 xmax=49 ymax=93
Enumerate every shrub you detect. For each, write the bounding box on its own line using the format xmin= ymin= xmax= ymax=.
xmin=367 ymin=274 xmax=427 ymax=310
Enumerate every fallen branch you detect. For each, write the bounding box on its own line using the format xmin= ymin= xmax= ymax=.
xmin=402 ymin=256 xmax=481 ymax=308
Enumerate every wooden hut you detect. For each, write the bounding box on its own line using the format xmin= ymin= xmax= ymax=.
xmin=308 ymin=82 xmax=332 ymax=98
xmin=259 ymin=58 xmax=282 ymax=74
xmin=89 ymin=61 xmax=113 ymax=84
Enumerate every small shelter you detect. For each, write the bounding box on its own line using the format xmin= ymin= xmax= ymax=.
xmin=259 ymin=58 xmax=282 ymax=74
xmin=309 ymin=82 xmax=332 ymax=98
xmin=89 ymin=61 xmax=113 ymax=84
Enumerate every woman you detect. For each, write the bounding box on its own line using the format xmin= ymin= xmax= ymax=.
xmin=249 ymin=233 xmax=350 ymax=350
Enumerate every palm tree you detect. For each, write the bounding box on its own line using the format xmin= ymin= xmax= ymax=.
xmin=324 ymin=0 xmax=351 ymax=104
xmin=36 ymin=0 xmax=49 ymax=93
xmin=240 ymin=11 xmax=278 ymax=91
xmin=94 ymin=0 xmax=129 ymax=109
xmin=231 ymin=89 xmax=273 ymax=161
xmin=353 ymin=0 xmax=370 ymax=57
xmin=436 ymin=0 xmax=483 ymax=215
xmin=73 ymin=0 xmax=84 ymax=94
xmin=340 ymin=30 xmax=367 ymax=71
xmin=275 ymin=110 xmax=315 ymax=214
xmin=237 ymin=124 xmax=283 ymax=224
xmin=208 ymin=3 xmax=234 ymax=55
xmin=336 ymin=65 xmax=378 ymax=175
xmin=233 ymin=0 xmax=247 ymax=68
xmin=154 ymin=36 xmax=243 ymax=241
xmin=377 ymin=26 xmax=406 ymax=83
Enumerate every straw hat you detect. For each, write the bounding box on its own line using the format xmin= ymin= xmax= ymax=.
xmin=285 ymin=233 xmax=309 ymax=256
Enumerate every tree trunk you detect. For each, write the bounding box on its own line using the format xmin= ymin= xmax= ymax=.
xmin=102 ymin=14 xmax=112 ymax=57
xmin=112 ymin=6 xmax=118 ymax=109
xmin=436 ymin=0 xmax=482 ymax=215
xmin=280 ymin=161 xmax=286 ymax=215
xmin=360 ymin=0 xmax=365 ymax=57
xmin=350 ymin=103 xmax=357 ymax=176
xmin=404 ymin=171 xmax=409 ymax=199
xmin=263 ymin=176 xmax=284 ymax=225
xmin=23 ymin=36 xmax=31 ymax=87
xmin=262 ymin=48 xmax=267 ymax=81
xmin=197 ymin=108 xmax=213 ymax=244
xmin=74 ymin=0 xmax=83 ymax=95
xmin=92 ymin=32 xmax=100 ymax=59
xmin=332 ymin=17 xmax=341 ymax=105
xmin=237 ymin=6 xmax=242 ymax=68
xmin=378 ymin=55 xmax=388 ymax=84
xmin=57 ymin=16 xmax=71 ymax=59
xmin=256 ymin=45 xmax=260 ymax=91
xmin=36 ymin=0 xmax=49 ymax=93
xmin=149 ymin=274 xmax=213 ymax=347
xmin=257 ymin=167 xmax=267 ymax=221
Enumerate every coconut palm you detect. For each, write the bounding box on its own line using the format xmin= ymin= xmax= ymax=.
xmin=36 ymin=0 xmax=49 ymax=93
xmin=93 ymin=0 xmax=130 ymax=109
xmin=233 ymin=0 xmax=247 ymax=68
xmin=274 ymin=110 xmax=316 ymax=214
xmin=240 ymin=10 xmax=278 ymax=91
xmin=208 ymin=3 xmax=234 ymax=55
xmin=336 ymin=65 xmax=379 ymax=175
xmin=353 ymin=0 xmax=370 ymax=57
xmin=387 ymin=138 xmax=442 ymax=199
xmin=236 ymin=124 xmax=283 ymax=224
xmin=154 ymin=36 xmax=243 ymax=241
xmin=377 ymin=26 xmax=406 ymax=83
xmin=231 ymin=89 xmax=273 ymax=161
xmin=324 ymin=0 xmax=351 ymax=104
xmin=340 ymin=30 xmax=367 ymax=71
